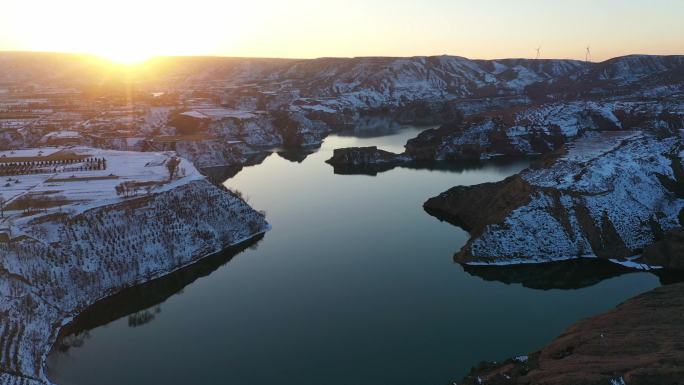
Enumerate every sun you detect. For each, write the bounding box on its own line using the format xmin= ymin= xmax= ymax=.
xmin=100 ymin=49 xmax=153 ymax=66
xmin=4 ymin=0 xmax=254 ymax=66
xmin=89 ymin=37 xmax=156 ymax=65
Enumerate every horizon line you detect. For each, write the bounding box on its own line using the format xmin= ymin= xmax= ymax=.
xmin=1 ymin=49 xmax=683 ymax=64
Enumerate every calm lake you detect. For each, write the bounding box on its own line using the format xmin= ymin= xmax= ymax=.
xmin=47 ymin=124 xmax=662 ymax=385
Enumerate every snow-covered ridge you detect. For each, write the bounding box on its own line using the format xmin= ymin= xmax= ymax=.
xmin=425 ymin=132 xmax=684 ymax=268
xmin=593 ymin=55 xmax=684 ymax=85
xmin=3 ymin=53 xmax=681 ymax=104
xmin=3 ymin=53 xmax=683 ymax=172
xmin=0 ymin=148 xmax=270 ymax=385
xmin=404 ymin=100 xmax=684 ymax=161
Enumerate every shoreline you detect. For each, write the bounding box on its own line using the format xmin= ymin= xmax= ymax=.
xmin=0 ymin=155 xmax=271 ymax=385
xmin=44 ymin=231 xmax=268 ymax=385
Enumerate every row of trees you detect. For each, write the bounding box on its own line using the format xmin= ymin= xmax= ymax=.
xmin=0 ymin=158 xmax=107 ymax=176
xmin=115 ymin=157 xmax=180 ymax=198
xmin=0 ymin=157 xmax=105 ymax=167
xmin=115 ymin=181 xmax=156 ymax=198
xmin=11 ymin=194 xmax=68 ymax=215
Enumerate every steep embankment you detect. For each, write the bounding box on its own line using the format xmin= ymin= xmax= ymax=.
xmin=458 ymin=282 xmax=684 ymax=385
xmin=405 ymin=100 xmax=684 ymax=161
xmin=0 ymin=179 xmax=269 ymax=385
xmin=424 ymin=131 xmax=684 ymax=269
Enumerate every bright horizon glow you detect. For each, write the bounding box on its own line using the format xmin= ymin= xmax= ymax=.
xmin=96 ymin=50 xmax=153 ymax=65
xmin=1 ymin=0 xmax=683 ymax=63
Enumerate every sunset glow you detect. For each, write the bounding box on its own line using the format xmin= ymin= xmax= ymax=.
xmin=1 ymin=0 xmax=683 ymax=62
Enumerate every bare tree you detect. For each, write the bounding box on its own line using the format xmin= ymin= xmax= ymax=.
xmin=3 ymin=217 xmax=13 ymax=247
xmin=115 ymin=183 xmax=124 ymax=197
xmin=166 ymin=157 xmax=181 ymax=181
xmin=0 ymin=196 xmax=4 ymax=218
xmin=14 ymin=195 xmax=33 ymax=215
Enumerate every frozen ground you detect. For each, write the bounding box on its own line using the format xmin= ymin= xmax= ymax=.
xmin=0 ymin=147 xmax=202 ymax=228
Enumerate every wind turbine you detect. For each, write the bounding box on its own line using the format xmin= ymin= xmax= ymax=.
xmin=535 ymin=46 xmax=541 ymax=60
xmin=585 ymin=45 xmax=591 ymax=62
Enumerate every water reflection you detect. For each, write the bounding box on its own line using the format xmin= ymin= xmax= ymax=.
xmin=462 ymin=259 xmax=638 ymax=290
xmin=277 ymin=148 xmax=317 ymax=163
xmin=329 ymin=158 xmax=532 ymax=177
xmin=202 ymin=165 xmax=244 ymax=183
xmin=51 ymin=235 xmax=264 ymax=357
xmin=201 ymin=152 xmax=271 ymax=184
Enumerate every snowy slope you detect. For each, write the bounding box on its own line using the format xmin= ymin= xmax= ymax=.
xmin=426 ymin=132 xmax=684 ymax=267
xmin=0 ymin=149 xmax=269 ymax=385
xmin=405 ymin=100 xmax=684 ymax=161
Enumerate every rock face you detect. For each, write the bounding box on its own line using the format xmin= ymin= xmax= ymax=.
xmin=642 ymin=228 xmax=684 ymax=270
xmin=325 ymin=146 xmax=411 ymax=175
xmin=0 ymin=180 xmax=269 ymax=385
xmin=458 ymin=282 xmax=684 ymax=385
xmin=425 ymin=132 xmax=684 ymax=269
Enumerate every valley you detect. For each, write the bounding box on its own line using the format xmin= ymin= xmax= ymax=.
xmin=0 ymin=52 xmax=683 ymax=385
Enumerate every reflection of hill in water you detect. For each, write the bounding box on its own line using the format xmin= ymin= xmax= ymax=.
xmin=461 ymin=258 xmax=678 ymax=291
xmin=202 ymin=165 xmax=245 ymax=184
xmin=334 ymin=117 xmax=423 ymax=139
xmin=51 ymin=235 xmax=264 ymax=354
xmin=331 ymin=158 xmax=531 ymax=176
xmin=202 ymin=147 xmax=322 ymax=184
xmin=201 ymin=152 xmax=272 ymax=184
xmin=277 ymin=148 xmax=317 ymax=163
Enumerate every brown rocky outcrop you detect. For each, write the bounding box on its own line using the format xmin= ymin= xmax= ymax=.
xmin=423 ymin=174 xmax=534 ymax=234
xmin=641 ymin=228 xmax=684 ymax=269
xmin=458 ymin=283 xmax=684 ymax=385
xmin=326 ymin=146 xmax=404 ymax=166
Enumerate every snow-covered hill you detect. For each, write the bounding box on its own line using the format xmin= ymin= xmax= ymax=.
xmin=404 ymin=100 xmax=684 ymax=160
xmin=0 ymin=149 xmax=269 ymax=385
xmin=2 ymin=53 xmax=681 ymax=103
xmin=244 ymin=56 xmax=587 ymax=107
xmin=424 ymin=132 xmax=684 ymax=268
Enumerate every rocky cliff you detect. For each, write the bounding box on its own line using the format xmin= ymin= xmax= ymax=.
xmin=424 ymin=131 xmax=684 ymax=269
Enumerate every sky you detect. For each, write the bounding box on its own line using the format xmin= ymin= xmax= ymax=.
xmin=1 ymin=0 xmax=683 ymax=63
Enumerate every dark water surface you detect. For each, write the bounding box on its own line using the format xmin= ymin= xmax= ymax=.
xmin=47 ymin=125 xmax=661 ymax=385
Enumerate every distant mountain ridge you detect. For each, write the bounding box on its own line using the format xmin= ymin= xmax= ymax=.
xmin=0 ymin=52 xmax=682 ymax=103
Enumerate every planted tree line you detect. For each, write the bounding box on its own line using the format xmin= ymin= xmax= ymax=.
xmin=0 ymin=157 xmax=107 ymax=176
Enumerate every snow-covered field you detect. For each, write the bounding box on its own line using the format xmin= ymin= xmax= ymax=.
xmin=1 ymin=147 xmax=202 ymax=225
